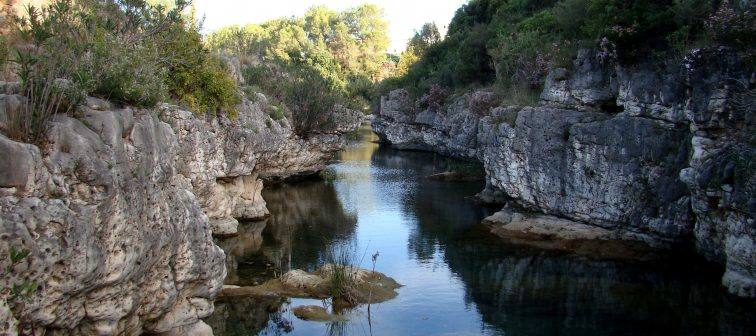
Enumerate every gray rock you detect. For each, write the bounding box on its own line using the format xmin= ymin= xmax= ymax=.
xmin=0 ymin=135 xmax=40 ymax=192
xmin=540 ymin=49 xmax=618 ymax=110
xmin=373 ymin=47 xmax=755 ymax=297
xmin=0 ymin=90 xmax=362 ymax=333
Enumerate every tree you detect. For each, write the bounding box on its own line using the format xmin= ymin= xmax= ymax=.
xmin=395 ymin=22 xmax=442 ymax=77
xmin=408 ymin=22 xmax=441 ymax=52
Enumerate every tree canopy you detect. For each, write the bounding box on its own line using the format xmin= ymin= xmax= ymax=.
xmin=383 ymin=0 xmax=754 ymax=101
xmin=207 ymin=4 xmax=392 ymax=90
xmin=206 ymin=4 xmax=393 ymax=134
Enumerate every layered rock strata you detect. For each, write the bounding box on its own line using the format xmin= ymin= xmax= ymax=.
xmin=373 ymin=47 xmax=754 ymax=297
xmin=0 ymin=89 xmax=361 ymax=335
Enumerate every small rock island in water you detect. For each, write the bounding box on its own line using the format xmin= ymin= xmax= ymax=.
xmin=1 ymin=0 xmax=753 ymax=335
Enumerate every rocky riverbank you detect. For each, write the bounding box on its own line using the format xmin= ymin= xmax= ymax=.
xmin=0 ymin=87 xmax=362 ymax=335
xmin=373 ymin=47 xmax=754 ymax=298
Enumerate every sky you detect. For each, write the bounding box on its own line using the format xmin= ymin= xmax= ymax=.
xmin=193 ymin=0 xmax=467 ymax=53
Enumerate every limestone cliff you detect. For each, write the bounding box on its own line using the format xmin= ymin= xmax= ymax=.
xmin=0 ymin=88 xmax=362 ymax=335
xmin=373 ymin=47 xmax=754 ymax=298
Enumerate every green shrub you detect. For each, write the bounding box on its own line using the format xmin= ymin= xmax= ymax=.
xmin=6 ymin=47 xmax=84 ymax=144
xmin=323 ymin=245 xmax=359 ymax=306
xmin=381 ymin=0 xmax=734 ymax=104
xmin=209 ymin=4 xmax=393 ymax=133
xmin=283 ymin=67 xmax=339 ymax=136
xmin=705 ymin=1 xmax=755 ymax=46
xmin=268 ymin=104 xmax=285 ymax=121
xmin=0 ymin=37 xmax=7 ymax=74
xmin=163 ymin=21 xmax=240 ymax=116
xmin=83 ymin=32 xmax=168 ymax=107
xmin=11 ymin=0 xmax=239 ymax=113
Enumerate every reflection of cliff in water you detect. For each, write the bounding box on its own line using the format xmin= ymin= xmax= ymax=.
xmin=263 ymin=180 xmax=358 ymax=270
xmin=369 ymin=145 xmax=493 ymax=262
xmin=442 ymin=234 xmax=756 ymax=336
xmin=205 ymin=294 xmax=294 ymax=336
xmin=208 ymin=177 xmax=358 ymax=335
xmin=374 ymin=142 xmax=756 ymax=335
xmin=221 ymin=178 xmax=358 ymax=287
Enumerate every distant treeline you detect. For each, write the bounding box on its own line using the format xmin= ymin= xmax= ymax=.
xmin=206 ymin=5 xmax=393 ymax=120
xmin=382 ymin=0 xmax=754 ymax=101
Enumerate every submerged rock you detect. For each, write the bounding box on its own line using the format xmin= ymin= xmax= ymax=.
xmin=483 ymin=209 xmax=658 ymax=260
xmin=292 ymin=305 xmax=347 ymax=322
xmin=156 ymin=321 xmax=214 ymax=336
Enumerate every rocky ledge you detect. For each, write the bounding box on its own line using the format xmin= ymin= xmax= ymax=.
xmin=373 ymin=47 xmax=754 ymax=298
xmin=218 ymin=265 xmax=401 ymax=306
xmin=0 ymin=89 xmax=362 ymax=335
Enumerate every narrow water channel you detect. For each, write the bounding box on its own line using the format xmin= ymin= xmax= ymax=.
xmin=206 ymin=127 xmax=754 ymax=336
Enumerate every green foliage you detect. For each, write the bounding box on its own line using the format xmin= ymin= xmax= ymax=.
xmin=10 ymin=0 xmax=239 ymax=116
xmin=282 ymin=66 xmax=340 ymax=136
xmin=208 ymin=4 xmax=392 ymax=133
xmin=163 ymin=21 xmax=240 ymax=116
xmin=705 ymin=1 xmax=755 ymax=46
xmin=9 ymin=247 xmax=30 ymax=264
xmin=323 ymin=245 xmax=359 ymax=306
xmin=0 ymin=36 xmax=7 ymax=72
xmin=382 ymin=0 xmax=741 ymax=103
xmin=394 ymin=22 xmax=442 ymax=78
xmin=8 ymin=246 xmax=37 ymax=302
xmin=268 ymin=104 xmax=285 ymax=121
xmin=10 ymin=281 xmax=38 ymax=300
xmin=7 ymin=48 xmax=82 ymax=144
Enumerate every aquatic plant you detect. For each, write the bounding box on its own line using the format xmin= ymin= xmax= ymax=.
xmin=323 ymin=245 xmax=360 ymax=306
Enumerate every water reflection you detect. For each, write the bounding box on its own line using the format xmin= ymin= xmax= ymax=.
xmin=444 ymin=234 xmax=755 ymax=336
xmin=207 ymin=127 xmax=754 ymax=336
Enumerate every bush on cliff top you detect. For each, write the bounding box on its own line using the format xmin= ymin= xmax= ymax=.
xmin=385 ymin=0 xmax=753 ymax=103
xmin=8 ymin=0 xmax=239 ymax=114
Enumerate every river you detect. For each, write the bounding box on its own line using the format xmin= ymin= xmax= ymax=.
xmin=206 ymin=127 xmax=754 ymax=336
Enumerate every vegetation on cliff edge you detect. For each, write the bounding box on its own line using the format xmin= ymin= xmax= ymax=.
xmin=2 ymin=0 xmax=240 ymax=143
xmin=382 ymin=0 xmax=755 ymax=104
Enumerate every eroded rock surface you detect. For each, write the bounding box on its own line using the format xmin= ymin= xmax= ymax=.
xmin=373 ymin=47 xmax=754 ymax=297
xmin=0 ymin=91 xmax=362 ymax=334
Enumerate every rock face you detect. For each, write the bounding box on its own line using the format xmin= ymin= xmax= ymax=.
xmin=0 ymin=91 xmax=362 ymax=334
xmin=373 ymin=47 xmax=754 ymax=297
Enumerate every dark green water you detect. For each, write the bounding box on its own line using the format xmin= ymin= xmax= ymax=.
xmin=206 ymin=127 xmax=754 ymax=336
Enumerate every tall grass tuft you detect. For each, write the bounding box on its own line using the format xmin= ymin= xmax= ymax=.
xmin=6 ymin=51 xmax=79 ymax=144
xmin=323 ymin=245 xmax=359 ymax=306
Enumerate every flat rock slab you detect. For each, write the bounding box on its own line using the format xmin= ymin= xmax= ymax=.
xmin=483 ymin=209 xmax=658 ymax=260
xmin=218 ymin=265 xmax=401 ymax=305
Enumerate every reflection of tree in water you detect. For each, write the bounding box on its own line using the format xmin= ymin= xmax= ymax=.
xmin=403 ymin=179 xmax=490 ymax=261
xmin=262 ymin=179 xmax=358 ymax=272
xmin=209 ymin=177 xmax=359 ymax=335
xmin=220 ymin=178 xmax=358 ymax=286
xmin=369 ymin=144 xmax=492 ymax=262
xmin=442 ymin=227 xmax=756 ymax=335
xmin=370 ymin=146 xmax=755 ymax=335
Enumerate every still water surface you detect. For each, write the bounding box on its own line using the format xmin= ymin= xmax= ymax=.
xmin=206 ymin=128 xmax=754 ymax=336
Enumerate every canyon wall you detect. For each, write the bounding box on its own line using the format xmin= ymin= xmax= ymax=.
xmin=0 ymin=87 xmax=361 ymax=335
xmin=373 ymin=47 xmax=754 ymax=298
